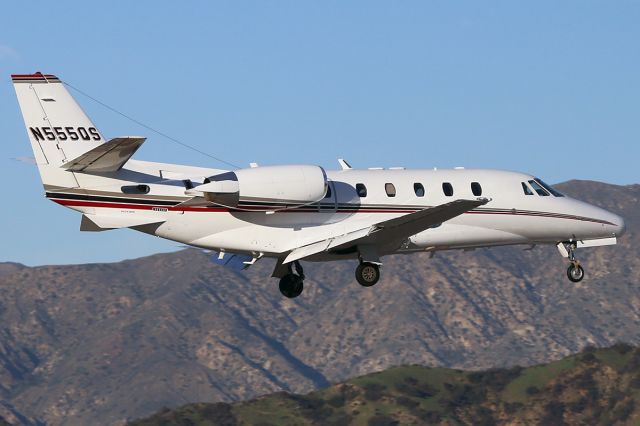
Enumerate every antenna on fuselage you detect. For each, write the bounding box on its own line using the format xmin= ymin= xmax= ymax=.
xmin=338 ymin=158 xmax=352 ymax=170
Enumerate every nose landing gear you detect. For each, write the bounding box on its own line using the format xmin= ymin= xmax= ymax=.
xmin=564 ymin=242 xmax=585 ymax=283
xmin=567 ymin=262 xmax=585 ymax=282
xmin=279 ymin=260 xmax=305 ymax=298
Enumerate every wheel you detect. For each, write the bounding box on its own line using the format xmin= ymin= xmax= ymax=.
xmin=355 ymin=262 xmax=380 ymax=287
xmin=279 ymin=274 xmax=304 ymax=298
xmin=567 ymin=263 xmax=585 ymax=283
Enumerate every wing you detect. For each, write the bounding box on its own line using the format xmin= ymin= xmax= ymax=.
xmin=283 ymin=198 xmax=489 ymax=264
xmin=63 ymin=136 xmax=146 ymax=173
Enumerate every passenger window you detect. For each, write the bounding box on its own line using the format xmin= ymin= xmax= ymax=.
xmin=356 ymin=183 xmax=367 ymax=198
xmin=528 ymin=180 xmax=550 ymax=196
xmin=471 ymin=182 xmax=482 ymax=196
xmin=385 ymin=183 xmax=396 ymax=197
xmin=521 ymin=182 xmax=533 ymax=195
xmin=442 ymin=182 xmax=454 ymax=197
xmin=324 ymin=185 xmax=332 ymax=198
xmin=414 ymin=183 xmax=425 ymax=197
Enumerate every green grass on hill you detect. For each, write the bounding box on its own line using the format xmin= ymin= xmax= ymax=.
xmin=130 ymin=344 xmax=640 ymax=426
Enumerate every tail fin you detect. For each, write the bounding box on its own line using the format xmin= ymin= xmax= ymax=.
xmin=12 ymin=72 xmax=106 ymax=188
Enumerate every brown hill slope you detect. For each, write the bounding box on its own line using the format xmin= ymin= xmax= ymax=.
xmin=130 ymin=344 xmax=640 ymax=426
xmin=0 ymin=180 xmax=637 ymax=425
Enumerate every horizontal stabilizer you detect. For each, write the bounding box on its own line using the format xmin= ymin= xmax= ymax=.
xmin=80 ymin=214 xmax=165 ymax=232
xmin=63 ymin=136 xmax=146 ymax=173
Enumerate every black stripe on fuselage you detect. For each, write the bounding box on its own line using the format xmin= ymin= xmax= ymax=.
xmin=46 ymin=192 xmax=178 ymax=206
xmin=45 ymin=191 xmax=612 ymax=225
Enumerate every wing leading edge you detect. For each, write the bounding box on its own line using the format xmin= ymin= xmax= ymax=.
xmin=283 ymin=198 xmax=490 ymax=264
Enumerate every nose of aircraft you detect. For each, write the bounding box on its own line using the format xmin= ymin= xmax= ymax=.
xmin=612 ymin=212 xmax=626 ymax=237
xmin=601 ymin=208 xmax=626 ymax=237
xmin=580 ymin=200 xmax=625 ymax=238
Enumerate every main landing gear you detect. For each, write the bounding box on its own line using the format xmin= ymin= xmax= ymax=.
xmin=355 ymin=262 xmax=381 ymax=287
xmin=279 ymin=260 xmax=305 ymax=298
xmin=564 ymin=242 xmax=585 ymax=283
xmin=277 ymin=257 xmax=383 ymax=298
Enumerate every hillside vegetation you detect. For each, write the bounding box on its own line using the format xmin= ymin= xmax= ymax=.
xmin=131 ymin=344 xmax=640 ymax=425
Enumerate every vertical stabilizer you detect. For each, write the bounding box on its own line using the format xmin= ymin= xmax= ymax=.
xmin=12 ymin=72 xmax=106 ymax=188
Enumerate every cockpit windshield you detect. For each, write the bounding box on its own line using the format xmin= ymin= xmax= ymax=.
xmin=528 ymin=180 xmax=549 ymax=196
xmin=534 ymin=178 xmax=565 ymax=197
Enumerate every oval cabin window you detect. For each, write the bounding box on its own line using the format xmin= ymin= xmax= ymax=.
xmin=385 ymin=183 xmax=396 ymax=197
xmin=414 ymin=183 xmax=425 ymax=197
xmin=442 ymin=182 xmax=454 ymax=197
xmin=356 ymin=183 xmax=367 ymax=198
xmin=471 ymin=182 xmax=482 ymax=196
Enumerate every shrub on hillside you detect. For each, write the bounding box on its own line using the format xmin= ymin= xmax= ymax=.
xmin=363 ymin=382 xmax=387 ymax=401
xmin=326 ymin=394 xmax=346 ymax=408
xmin=540 ymin=401 xmax=567 ymax=426
xmin=394 ymin=377 xmax=437 ymax=398
xmin=395 ymin=396 xmax=419 ymax=409
xmin=367 ymin=414 xmax=398 ymax=426
xmin=611 ymin=342 xmax=633 ymax=355
xmin=467 ymin=366 xmax=523 ymax=391
xmin=440 ymin=383 xmax=486 ymax=408
xmin=525 ymin=386 xmax=540 ymax=396
xmin=611 ymin=399 xmax=635 ymax=423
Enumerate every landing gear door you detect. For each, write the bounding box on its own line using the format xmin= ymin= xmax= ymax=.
xmin=318 ymin=180 xmax=337 ymax=213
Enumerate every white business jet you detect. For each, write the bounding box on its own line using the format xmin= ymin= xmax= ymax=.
xmin=13 ymin=73 xmax=625 ymax=298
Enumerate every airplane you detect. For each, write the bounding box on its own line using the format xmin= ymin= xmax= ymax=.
xmin=12 ymin=72 xmax=625 ymax=298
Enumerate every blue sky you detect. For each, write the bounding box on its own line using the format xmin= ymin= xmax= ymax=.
xmin=0 ymin=1 xmax=638 ymax=266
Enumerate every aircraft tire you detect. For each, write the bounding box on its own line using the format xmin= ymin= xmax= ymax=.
xmin=567 ymin=263 xmax=585 ymax=283
xmin=356 ymin=262 xmax=380 ymax=287
xmin=279 ymin=274 xmax=304 ymax=298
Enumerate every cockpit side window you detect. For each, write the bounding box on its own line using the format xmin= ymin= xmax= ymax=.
xmin=534 ymin=178 xmax=565 ymax=197
xmin=528 ymin=180 xmax=550 ymax=196
xmin=521 ymin=182 xmax=533 ymax=195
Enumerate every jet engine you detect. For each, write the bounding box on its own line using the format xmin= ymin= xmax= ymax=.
xmin=189 ymin=165 xmax=328 ymax=209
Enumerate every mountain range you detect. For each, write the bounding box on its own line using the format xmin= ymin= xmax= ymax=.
xmin=0 ymin=179 xmax=637 ymax=425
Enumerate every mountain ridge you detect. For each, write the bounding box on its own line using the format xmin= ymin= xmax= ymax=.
xmin=0 ymin=179 xmax=637 ymax=425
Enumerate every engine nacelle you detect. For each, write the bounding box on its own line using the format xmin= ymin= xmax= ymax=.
xmin=191 ymin=165 xmax=328 ymax=209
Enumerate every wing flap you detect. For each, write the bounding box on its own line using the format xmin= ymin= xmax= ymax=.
xmin=283 ymin=227 xmax=372 ymax=264
xmin=63 ymin=136 xmax=146 ymax=173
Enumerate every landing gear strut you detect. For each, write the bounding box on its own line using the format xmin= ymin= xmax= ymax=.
xmin=279 ymin=260 xmax=304 ymax=298
xmin=565 ymin=242 xmax=585 ymax=283
xmin=355 ymin=262 xmax=380 ymax=287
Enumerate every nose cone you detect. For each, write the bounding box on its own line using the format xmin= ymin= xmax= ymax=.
xmin=612 ymin=213 xmax=626 ymax=237
xmin=601 ymin=208 xmax=626 ymax=237
xmin=578 ymin=200 xmax=626 ymax=239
